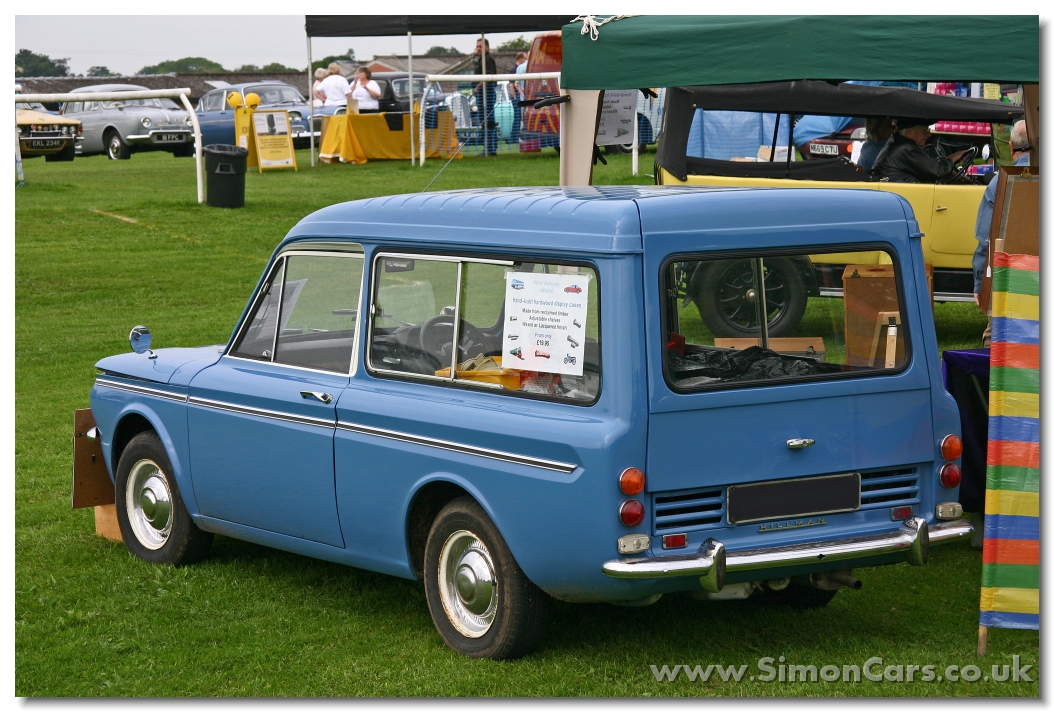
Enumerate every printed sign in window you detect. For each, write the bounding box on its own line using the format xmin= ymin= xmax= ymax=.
xmin=502 ymin=271 xmax=589 ymax=376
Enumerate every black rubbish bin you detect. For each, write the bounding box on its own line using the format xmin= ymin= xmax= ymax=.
xmin=204 ymin=144 xmax=249 ymax=208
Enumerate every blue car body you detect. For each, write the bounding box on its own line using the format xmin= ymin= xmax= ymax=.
xmin=195 ymin=81 xmax=318 ymax=147
xmin=89 ymin=186 xmax=969 ymax=605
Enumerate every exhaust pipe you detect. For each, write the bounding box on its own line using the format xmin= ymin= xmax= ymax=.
xmin=827 ymin=571 xmax=863 ymax=590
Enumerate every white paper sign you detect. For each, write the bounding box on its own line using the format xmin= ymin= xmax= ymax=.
xmin=502 ymin=271 xmax=590 ymax=376
xmin=595 ymin=89 xmax=636 ymax=146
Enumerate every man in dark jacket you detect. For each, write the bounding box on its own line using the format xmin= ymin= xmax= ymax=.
xmin=473 ymin=38 xmax=498 ymax=156
xmin=871 ymin=119 xmax=969 ymax=182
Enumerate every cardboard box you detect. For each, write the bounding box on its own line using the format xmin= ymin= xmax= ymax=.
xmin=842 ymin=265 xmax=905 ymax=367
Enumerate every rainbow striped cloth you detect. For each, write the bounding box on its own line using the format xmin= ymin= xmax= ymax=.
xmin=980 ymin=252 xmax=1039 ymax=630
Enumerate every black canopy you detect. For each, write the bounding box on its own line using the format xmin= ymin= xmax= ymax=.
xmin=678 ymin=81 xmax=1025 ymax=122
xmin=305 ymin=15 xmax=576 ymax=37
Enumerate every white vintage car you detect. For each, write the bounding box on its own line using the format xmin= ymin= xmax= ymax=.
xmin=63 ymin=84 xmax=194 ymax=160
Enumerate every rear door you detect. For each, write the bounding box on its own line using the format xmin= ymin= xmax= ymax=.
xmin=639 ymin=194 xmax=935 ymax=543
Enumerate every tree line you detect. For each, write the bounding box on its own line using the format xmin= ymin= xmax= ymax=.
xmin=15 ymin=49 xmax=299 ymax=78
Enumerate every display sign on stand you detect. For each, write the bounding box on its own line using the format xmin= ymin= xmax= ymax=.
xmin=251 ymin=110 xmax=297 ymax=171
xmin=595 ymin=89 xmax=636 ymax=146
xmin=501 ymin=271 xmax=590 ymax=376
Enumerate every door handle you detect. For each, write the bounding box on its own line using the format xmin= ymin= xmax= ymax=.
xmin=935 ymin=206 xmax=948 ymax=212
xmin=300 ymin=391 xmax=333 ymax=404
xmin=787 ymin=438 xmax=815 ymax=449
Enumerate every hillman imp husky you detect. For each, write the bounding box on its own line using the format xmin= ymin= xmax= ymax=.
xmin=82 ymin=186 xmax=972 ymax=659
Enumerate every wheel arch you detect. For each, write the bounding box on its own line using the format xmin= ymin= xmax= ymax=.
xmin=107 ymin=403 xmax=195 ymax=514
xmin=404 ymin=476 xmax=492 ymax=580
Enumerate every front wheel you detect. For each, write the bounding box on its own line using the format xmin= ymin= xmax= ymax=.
xmin=423 ymin=497 xmax=548 ymax=659
xmin=115 ymin=431 xmax=212 ymax=565
xmin=106 ymin=130 xmax=131 ymax=160
xmin=691 ymin=257 xmax=809 ymax=338
xmin=45 ymin=142 xmax=76 ymax=162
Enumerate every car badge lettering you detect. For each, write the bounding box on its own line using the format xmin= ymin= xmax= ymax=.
xmin=758 ymin=517 xmax=827 ymax=533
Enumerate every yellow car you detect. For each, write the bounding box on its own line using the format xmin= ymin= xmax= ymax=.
xmin=654 ymin=81 xmax=1023 ymax=336
xmin=17 ymin=103 xmax=83 ymax=162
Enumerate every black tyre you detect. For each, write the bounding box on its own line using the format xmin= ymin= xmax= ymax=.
xmin=172 ymin=144 xmax=195 ymax=158
xmin=423 ymin=496 xmax=548 ymax=659
xmin=115 ymin=431 xmax=212 ymax=565
xmin=105 ymin=130 xmax=131 ymax=160
xmin=45 ymin=142 xmax=76 ymax=162
xmin=691 ymin=257 xmax=809 ymax=338
xmin=763 ymin=582 xmax=838 ymax=609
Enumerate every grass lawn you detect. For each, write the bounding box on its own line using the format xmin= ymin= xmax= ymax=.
xmin=15 ymin=150 xmax=1032 ymax=697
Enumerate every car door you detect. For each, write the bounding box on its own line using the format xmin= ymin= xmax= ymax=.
xmin=927 ymin=183 xmax=987 ymax=267
xmin=77 ymin=101 xmax=106 ymax=153
xmin=197 ymin=91 xmax=234 ymax=146
xmin=187 ymin=249 xmax=365 ymax=547
xmin=640 ymin=195 xmax=936 ymax=545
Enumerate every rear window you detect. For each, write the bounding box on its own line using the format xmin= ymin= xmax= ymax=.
xmin=662 ymin=247 xmax=911 ymax=390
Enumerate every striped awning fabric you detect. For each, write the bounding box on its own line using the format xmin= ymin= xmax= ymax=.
xmin=980 ymin=252 xmax=1039 ymax=630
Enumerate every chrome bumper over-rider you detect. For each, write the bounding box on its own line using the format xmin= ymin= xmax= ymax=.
xmin=602 ymin=517 xmax=974 ymax=593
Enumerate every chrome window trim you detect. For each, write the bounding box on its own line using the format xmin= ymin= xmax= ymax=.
xmin=335 ymin=420 xmax=577 ymax=473
xmin=188 ymin=396 xmax=334 ymax=429
xmin=277 ymin=242 xmax=365 ymax=256
xmin=95 ymin=378 xmax=188 ymax=403
xmin=375 ymin=251 xmax=514 ymax=266
xmin=226 ymin=248 xmax=365 ymax=378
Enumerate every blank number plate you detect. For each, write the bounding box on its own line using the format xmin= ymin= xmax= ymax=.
xmin=727 ymin=473 xmax=860 ymax=524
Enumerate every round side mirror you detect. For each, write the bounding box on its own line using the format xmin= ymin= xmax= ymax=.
xmin=982 ymin=144 xmax=991 ymax=161
xmin=129 ymin=325 xmax=152 ymax=354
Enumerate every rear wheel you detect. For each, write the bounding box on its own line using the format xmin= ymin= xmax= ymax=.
xmin=423 ymin=496 xmax=548 ymax=659
xmin=115 ymin=431 xmax=212 ymax=565
xmin=690 ymin=257 xmax=809 ymax=338
xmin=106 ymin=130 xmax=131 ymax=160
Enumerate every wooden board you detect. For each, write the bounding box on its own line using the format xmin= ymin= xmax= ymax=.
xmin=980 ymin=167 xmax=1039 ymax=312
xmin=842 ymin=265 xmax=906 ymax=367
xmin=94 ymin=504 xmax=123 ymax=542
xmin=72 ymin=409 xmax=115 ymax=509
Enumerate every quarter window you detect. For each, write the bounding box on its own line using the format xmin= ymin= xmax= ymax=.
xmin=229 ymin=251 xmax=364 ymax=374
xmin=663 ymin=248 xmax=910 ymax=390
xmin=369 ymin=255 xmax=600 ymax=404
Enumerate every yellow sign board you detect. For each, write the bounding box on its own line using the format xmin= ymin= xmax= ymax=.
xmin=234 ymin=107 xmax=257 ymax=167
xmin=251 ymin=110 xmax=297 ymax=172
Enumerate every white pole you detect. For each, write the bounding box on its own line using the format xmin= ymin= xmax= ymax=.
xmin=178 ymin=93 xmax=204 ymax=204
xmin=420 ymin=81 xmax=428 ymax=166
xmin=631 ymin=96 xmax=639 ymax=176
xmin=307 ymin=34 xmax=315 ymax=167
xmin=481 ymin=32 xmax=488 ymax=156
xmin=408 ymin=31 xmax=415 ymax=167
xmin=15 ymin=123 xmax=25 ymax=184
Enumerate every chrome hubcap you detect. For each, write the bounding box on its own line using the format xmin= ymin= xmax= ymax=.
xmin=126 ymin=459 xmax=172 ymax=549
xmin=438 ymin=530 xmax=497 ymax=638
xmin=109 ymin=137 xmax=121 ymax=157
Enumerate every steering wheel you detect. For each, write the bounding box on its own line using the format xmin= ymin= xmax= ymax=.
xmin=419 ymin=315 xmax=491 ymax=365
xmin=946 ymin=146 xmax=979 ymax=184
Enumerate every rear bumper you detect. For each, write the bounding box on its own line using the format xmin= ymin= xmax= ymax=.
xmin=602 ymin=517 xmax=973 ymax=592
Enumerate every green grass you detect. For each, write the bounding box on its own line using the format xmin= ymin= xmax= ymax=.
xmin=16 ymin=150 xmax=1032 ymax=696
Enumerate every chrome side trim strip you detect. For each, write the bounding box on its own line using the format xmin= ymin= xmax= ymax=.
xmin=95 ymin=378 xmax=188 ymax=402
xmin=188 ymin=396 xmax=334 ymax=429
xmin=335 ymin=421 xmax=578 ymax=474
xmin=601 ymin=517 xmax=972 ymax=580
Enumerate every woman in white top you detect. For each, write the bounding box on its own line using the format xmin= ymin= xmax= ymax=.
xmin=311 ymin=67 xmax=328 ymax=108
xmin=314 ymin=62 xmax=351 ymax=111
xmin=350 ymin=67 xmax=382 ymax=113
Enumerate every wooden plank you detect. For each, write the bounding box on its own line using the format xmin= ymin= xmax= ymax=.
xmin=981 ymin=167 xmax=1039 ymax=312
xmin=72 ymin=409 xmax=115 ymax=509
xmin=94 ymin=504 xmax=123 ymax=542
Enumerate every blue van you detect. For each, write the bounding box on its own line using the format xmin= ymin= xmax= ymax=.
xmin=83 ymin=186 xmax=972 ymax=659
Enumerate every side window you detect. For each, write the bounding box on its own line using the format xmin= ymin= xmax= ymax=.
xmin=201 ymin=92 xmax=222 ymax=112
xmin=273 ymin=254 xmax=363 ymax=373
xmin=230 ymin=258 xmax=286 ymax=361
xmin=663 ymin=248 xmax=910 ymax=390
xmin=369 ymin=255 xmax=600 ymax=404
xmin=65 ymin=102 xmax=81 ymax=114
xmin=229 ymin=251 xmax=364 ymax=373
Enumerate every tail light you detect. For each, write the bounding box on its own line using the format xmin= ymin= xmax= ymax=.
xmin=939 ymin=463 xmax=962 ymax=489
xmin=940 ymin=434 xmax=963 ymax=461
xmin=619 ymin=499 xmax=645 ymax=527
xmin=619 ymin=467 xmax=645 ymax=495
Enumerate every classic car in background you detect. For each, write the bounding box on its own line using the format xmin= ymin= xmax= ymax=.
xmin=63 ymin=84 xmax=194 ymax=160
xmin=83 ymin=186 xmax=971 ymax=660
xmin=17 ymin=102 xmax=82 ymax=161
xmin=197 ymin=81 xmax=317 ymax=147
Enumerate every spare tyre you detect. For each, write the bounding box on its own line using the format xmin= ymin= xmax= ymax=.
xmin=689 ymin=257 xmax=809 ymax=338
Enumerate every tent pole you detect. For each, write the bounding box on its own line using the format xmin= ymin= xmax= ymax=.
xmin=631 ymin=97 xmax=639 ymax=175
xmin=408 ymin=31 xmax=415 ymax=167
xmin=307 ymin=34 xmax=315 ymax=167
xmin=481 ymin=32 xmax=489 ymax=156
xmin=770 ymin=113 xmax=780 ymax=162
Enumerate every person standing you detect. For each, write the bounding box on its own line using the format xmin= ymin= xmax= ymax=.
xmin=508 ymin=51 xmax=528 ymax=145
xmin=314 ymin=63 xmax=351 ymax=112
xmin=972 ymin=119 xmax=1030 ymax=347
xmin=311 ymin=67 xmax=328 ymax=108
xmin=473 ymin=38 xmax=498 ymax=156
xmin=350 ymin=67 xmax=382 ymax=113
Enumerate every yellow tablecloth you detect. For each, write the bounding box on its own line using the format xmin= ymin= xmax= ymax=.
xmin=319 ymin=110 xmax=459 ymax=164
